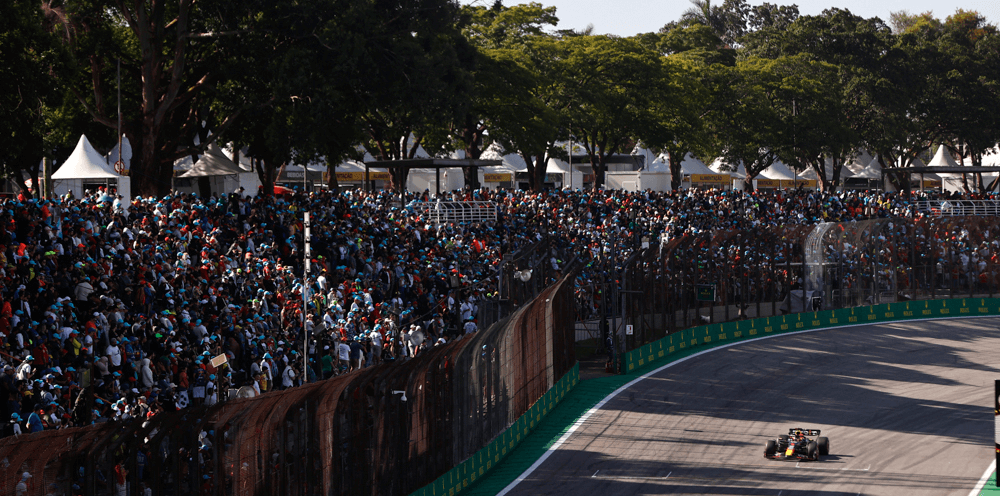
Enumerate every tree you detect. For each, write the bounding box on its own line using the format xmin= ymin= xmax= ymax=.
xmin=743 ymin=9 xmax=894 ymax=191
xmin=481 ymin=29 xmax=566 ymax=192
xmin=641 ymin=56 xmax=714 ymax=191
xmin=560 ymin=35 xmax=664 ymax=189
xmin=355 ymin=0 xmax=475 ymax=193
xmin=678 ymin=0 xmax=749 ymax=47
xmin=643 ymin=22 xmax=730 ymax=190
xmin=214 ymin=0 xmax=369 ymax=196
xmin=889 ymin=10 xmax=939 ymax=34
xmin=44 ymin=0 xmax=255 ymax=197
xmin=1 ymin=1 xmax=63 ymax=198
xmin=711 ymin=58 xmax=786 ymax=187
xmin=770 ymin=56 xmax=854 ymax=192
xmin=929 ymin=11 xmax=1000 ymax=191
xmin=747 ymin=3 xmax=800 ymax=32
xmin=455 ymin=1 xmax=560 ymax=189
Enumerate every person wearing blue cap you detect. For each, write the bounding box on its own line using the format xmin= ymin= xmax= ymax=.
xmin=7 ymin=413 xmax=23 ymax=437
xmin=15 ymin=356 xmax=34 ymax=382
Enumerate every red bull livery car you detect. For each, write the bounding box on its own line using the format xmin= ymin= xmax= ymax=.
xmin=763 ymin=428 xmax=830 ymax=461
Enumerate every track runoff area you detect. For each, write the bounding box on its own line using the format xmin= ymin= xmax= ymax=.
xmin=498 ymin=316 xmax=1000 ymax=496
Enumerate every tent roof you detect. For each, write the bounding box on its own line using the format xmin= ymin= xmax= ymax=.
xmin=52 ymin=135 xmax=120 ymax=180
xmin=849 ymin=149 xmax=874 ymax=168
xmin=335 ymin=160 xmax=366 ymax=172
xmin=481 ymin=143 xmax=528 ymax=171
xmin=709 ymin=158 xmax=745 ymax=178
xmin=672 ymin=152 xmax=713 ymax=175
xmin=105 ymin=135 xmax=132 ymax=171
xmin=853 ymin=162 xmax=882 ymax=179
xmin=758 ymin=161 xmax=796 ymax=180
xmin=178 ymin=144 xmax=243 ymax=177
xmin=927 ymin=145 xmax=960 ymax=167
xmin=982 ymin=147 xmax=1000 ymax=167
xmin=897 ymin=156 xmax=926 ymax=168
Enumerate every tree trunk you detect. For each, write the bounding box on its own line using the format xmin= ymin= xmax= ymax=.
xmin=532 ymin=155 xmax=546 ymax=192
xmin=668 ymin=152 xmax=683 ymax=191
xmin=592 ymin=154 xmax=606 ymax=190
xmin=326 ymin=165 xmax=341 ymax=193
xmin=461 ymin=117 xmax=484 ymax=190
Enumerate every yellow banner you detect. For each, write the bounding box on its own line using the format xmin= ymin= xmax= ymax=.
xmin=691 ymin=174 xmax=730 ymax=184
xmin=331 ymin=171 xmax=391 ymax=181
xmin=756 ymin=179 xmax=818 ymax=188
xmin=781 ymin=179 xmax=817 ymax=188
xmin=483 ymin=173 xmax=512 ymax=182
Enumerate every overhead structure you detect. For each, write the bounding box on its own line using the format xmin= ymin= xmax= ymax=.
xmin=884 ymin=151 xmax=1000 ymax=191
xmin=50 ymin=134 xmax=131 ymax=204
xmin=844 ymin=155 xmax=883 ymax=190
xmin=363 ymin=158 xmax=501 ymax=196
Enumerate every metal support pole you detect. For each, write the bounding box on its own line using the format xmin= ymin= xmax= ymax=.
xmin=303 ymin=211 xmax=311 ymax=383
xmin=611 ymin=228 xmax=619 ymax=371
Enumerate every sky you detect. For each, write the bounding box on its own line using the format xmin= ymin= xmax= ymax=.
xmin=461 ymin=0 xmax=1000 ymax=37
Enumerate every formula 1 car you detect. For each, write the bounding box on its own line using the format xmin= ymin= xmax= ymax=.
xmin=763 ymin=428 xmax=829 ymax=461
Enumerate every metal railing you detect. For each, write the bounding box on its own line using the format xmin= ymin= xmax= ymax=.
xmin=914 ymin=200 xmax=1000 ymax=216
xmin=408 ymin=201 xmax=498 ymax=226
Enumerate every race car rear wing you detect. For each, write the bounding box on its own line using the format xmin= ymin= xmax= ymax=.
xmin=788 ymin=428 xmax=821 ymax=436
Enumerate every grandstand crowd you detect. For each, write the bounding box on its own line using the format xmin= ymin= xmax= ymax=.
xmin=0 ymin=183 xmax=986 ymax=436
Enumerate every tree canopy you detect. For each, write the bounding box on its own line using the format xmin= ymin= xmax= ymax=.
xmin=8 ymin=2 xmax=1000 ymax=195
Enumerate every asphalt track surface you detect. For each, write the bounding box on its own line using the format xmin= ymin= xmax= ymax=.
xmin=503 ymin=317 xmax=1000 ymax=495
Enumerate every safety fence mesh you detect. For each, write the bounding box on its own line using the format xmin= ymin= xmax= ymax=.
xmin=613 ymin=216 xmax=1000 ymax=363
xmin=0 ymin=262 xmax=580 ymax=496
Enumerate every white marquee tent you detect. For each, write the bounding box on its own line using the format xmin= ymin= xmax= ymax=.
xmin=927 ymin=145 xmax=963 ymax=192
xmin=177 ymin=143 xmax=247 ymax=196
xmin=51 ymin=134 xmax=130 ymax=204
xmin=852 ymin=155 xmax=883 ymax=180
xmin=105 ymin=135 xmax=132 ymax=172
xmin=757 ymin=160 xmax=797 ymax=180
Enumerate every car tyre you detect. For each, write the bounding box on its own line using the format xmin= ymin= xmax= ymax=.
xmin=807 ymin=441 xmax=819 ymax=461
xmin=764 ymin=440 xmax=777 ymax=458
xmin=817 ymin=437 xmax=829 ymax=456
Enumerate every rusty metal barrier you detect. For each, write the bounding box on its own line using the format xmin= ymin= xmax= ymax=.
xmin=0 ymin=260 xmax=580 ymax=496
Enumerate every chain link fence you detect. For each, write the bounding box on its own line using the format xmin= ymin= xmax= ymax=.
xmin=612 ymin=216 xmax=1000 ymax=366
xmin=0 ymin=259 xmax=580 ymax=496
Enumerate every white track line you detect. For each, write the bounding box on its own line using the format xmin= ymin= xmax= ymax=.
xmin=496 ymin=314 xmax=1000 ymax=495
xmin=968 ymin=459 xmax=995 ymax=496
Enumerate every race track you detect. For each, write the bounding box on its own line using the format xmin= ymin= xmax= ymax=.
xmin=503 ymin=317 xmax=1000 ymax=495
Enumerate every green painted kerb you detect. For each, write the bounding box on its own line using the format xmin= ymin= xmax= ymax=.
xmin=624 ymin=298 xmax=1000 ymax=373
xmin=974 ymin=472 xmax=1000 ymax=495
xmin=409 ymin=362 xmax=580 ymax=496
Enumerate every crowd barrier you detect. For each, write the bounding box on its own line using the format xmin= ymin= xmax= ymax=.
xmin=624 ymin=297 xmax=1000 ymax=373
xmin=0 ymin=263 xmax=581 ymax=496
xmin=409 ymin=362 xmax=579 ymax=496
xmin=613 ymin=216 xmax=1000 ymax=364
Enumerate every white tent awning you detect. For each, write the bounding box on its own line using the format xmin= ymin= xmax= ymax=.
xmin=178 ymin=144 xmax=243 ymax=177
xmin=758 ymin=161 xmax=796 ymax=180
xmin=52 ymin=135 xmax=120 ymax=179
